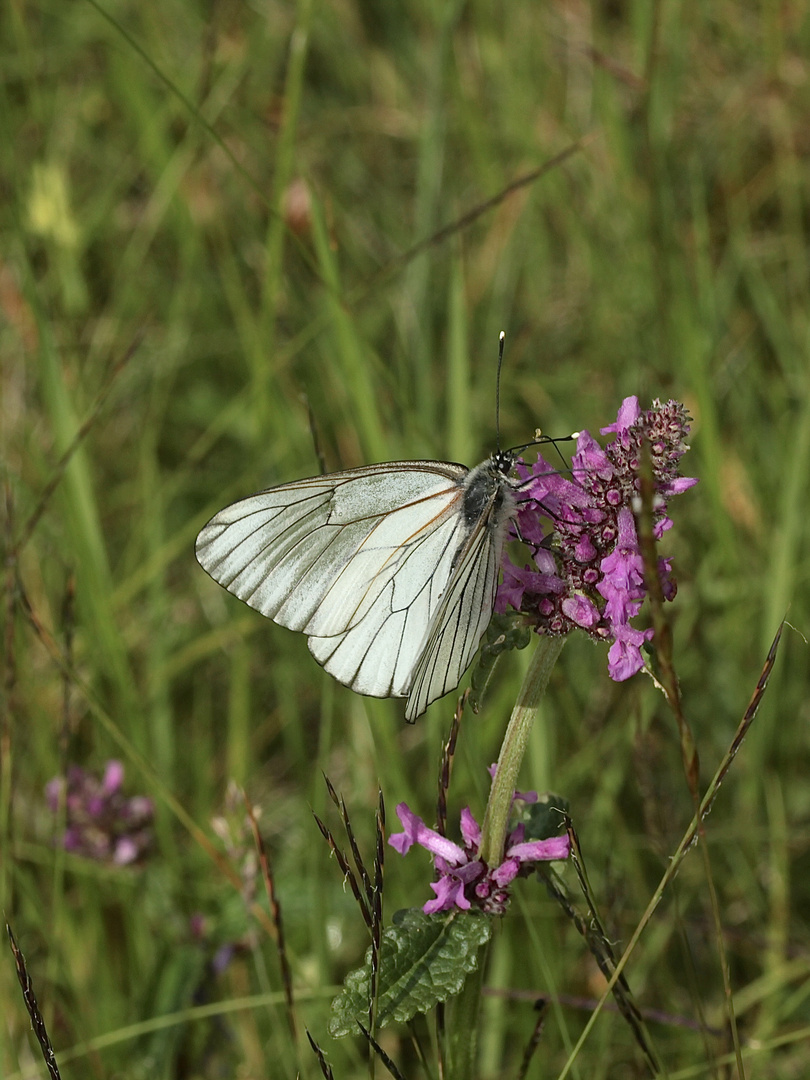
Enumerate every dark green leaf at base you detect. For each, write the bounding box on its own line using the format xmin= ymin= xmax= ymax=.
xmin=329 ymin=908 xmax=492 ymax=1037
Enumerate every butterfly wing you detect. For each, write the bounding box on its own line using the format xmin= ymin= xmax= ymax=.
xmin=195 ymin=462 xmax=471 ymax=698
xmin=404 ymin=468 xmax=516 ymax=720
xmin=305 ymin=499 xmax=474 ymax=698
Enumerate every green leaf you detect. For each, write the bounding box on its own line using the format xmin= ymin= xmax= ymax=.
xmin=328 ymin=908 xmax=492 ymax=1037
xmin=522 ymin=793 xmax=570 ymax=840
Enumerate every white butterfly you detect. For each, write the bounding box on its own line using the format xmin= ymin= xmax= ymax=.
xmin=195 ymin=451 xmax=520 ymax=721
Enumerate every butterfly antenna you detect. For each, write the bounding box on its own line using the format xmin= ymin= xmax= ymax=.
xmin=496 ymin=330 xmax=506 ymax=453
xmin=506 ymin=432 xmax=579 ymax=459
xmin=548 ymin=432 xmax=579 ymax=471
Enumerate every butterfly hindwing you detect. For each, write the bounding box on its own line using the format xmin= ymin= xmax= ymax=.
xmin=306 ymin=505 xmax=471 ymax=697
xmin=404 ymin=485 xmax=513 ymax=720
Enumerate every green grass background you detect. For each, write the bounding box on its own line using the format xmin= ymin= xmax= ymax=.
xmin=2 ymin=0 xmax=810 ymax=1076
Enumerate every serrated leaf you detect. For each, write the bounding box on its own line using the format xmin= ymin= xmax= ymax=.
xmin=328 ymin=907 xmax=492 ymax=1037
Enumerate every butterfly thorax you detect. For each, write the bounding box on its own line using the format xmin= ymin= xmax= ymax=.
xmin=461 ymin=452 xmax=517 ymax=528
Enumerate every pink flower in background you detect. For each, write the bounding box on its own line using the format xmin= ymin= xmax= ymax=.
xmin=46 ymin=761 xmax=153 ymax=865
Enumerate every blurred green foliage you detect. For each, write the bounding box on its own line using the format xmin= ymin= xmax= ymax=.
xmin=2 ymin=0 xmax=809 ymax=1076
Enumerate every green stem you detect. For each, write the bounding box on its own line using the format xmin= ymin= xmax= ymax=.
xmin=479 ymin=637 xmax=565 ymax=868
xmin=444 ymin=637 xmax=565 ymax=1078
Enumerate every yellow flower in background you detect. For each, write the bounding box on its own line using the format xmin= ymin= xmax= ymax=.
xmin=27 ymin=162 xmax=80 ymax=248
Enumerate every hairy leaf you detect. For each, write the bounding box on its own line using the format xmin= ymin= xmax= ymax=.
xmin=329 ymin=908 xmax=492 ymax=1037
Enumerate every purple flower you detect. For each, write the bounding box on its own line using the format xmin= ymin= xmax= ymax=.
xmin=46 ymin=761 xmax=154 ymax=865
xmin=389 ymin=773 xmax=570 ymax=915
xmin=497 ymin=397 xmax=696 ymax=681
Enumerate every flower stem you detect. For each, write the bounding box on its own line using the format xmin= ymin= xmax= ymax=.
xmin=479 ymin=637 xmax=565 ymax=867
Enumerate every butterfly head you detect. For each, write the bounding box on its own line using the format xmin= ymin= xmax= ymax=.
xmin=491 ymin=448 xmax=516 ymax=478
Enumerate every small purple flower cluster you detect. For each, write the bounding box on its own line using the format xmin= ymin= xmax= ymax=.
xmin=389 ymin=771 xmax=569 ymax=915
xmin=497 ymin=397 xmax=697 ymax=681
xmin=46 ymin=760 xmax=153 ymax=865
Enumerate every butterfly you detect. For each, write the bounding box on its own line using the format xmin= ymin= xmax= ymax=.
xmin=195 ymin=449 xmax=523 ymax=721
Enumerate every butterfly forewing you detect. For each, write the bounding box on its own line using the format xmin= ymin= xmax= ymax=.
xmin=197 ymin=483 xmax=340 ymax=629
xmin=197 ymin=462 xmax=473 ymax=694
